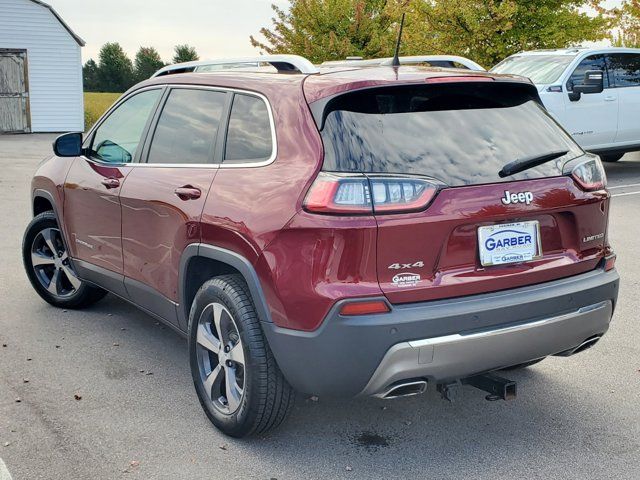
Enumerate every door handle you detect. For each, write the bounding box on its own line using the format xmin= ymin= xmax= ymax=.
xmin=174 ymin=186 xmax=201 ymax=200
xmin=604 ymin=96 xmax=616 ymax=102
xmin=101 ymin=177 xmax=120 ymax=189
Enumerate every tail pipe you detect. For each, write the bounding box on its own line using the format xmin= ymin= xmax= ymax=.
xmin=377 ymin=380 xmax=427 ymax=399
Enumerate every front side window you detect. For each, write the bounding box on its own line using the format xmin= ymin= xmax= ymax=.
xmin=608 ymin=53 xmax=640 ymax=88
xmin=90 ymin=89 xmax=161 ymax=163
xmin=567 ymin=55 xmax=610 ymax=91
xmin=224 ymin=94 xmax=273 ymax=163
xmin=147 ymin=89 xmax=226 ymax=164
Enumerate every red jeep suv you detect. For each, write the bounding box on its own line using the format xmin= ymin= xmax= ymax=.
xmin=23 ymin=55 xmax=619 ymax=437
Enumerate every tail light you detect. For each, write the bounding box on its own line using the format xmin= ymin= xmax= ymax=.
xmin=304 ymin=172 xmax=440 ymax=215
xmin=565 ymin=155 xmax=607 ymax=191
xmin=604 ymin=254 xmax=616 ymax=271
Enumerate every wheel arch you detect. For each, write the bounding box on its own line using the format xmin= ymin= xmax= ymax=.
xmin=179 ymin=244 xmax=273 ymax=330
xmin=32 ymin=189 xmax=57 ymax=217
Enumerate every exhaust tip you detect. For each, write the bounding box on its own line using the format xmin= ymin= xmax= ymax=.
xmin=379 ymin=380 xmax=427 ymax=399
xmin=555 ymin=334 xmax=603 ymax=357
xmin=572 ymin=335 xmax=602 ymax=354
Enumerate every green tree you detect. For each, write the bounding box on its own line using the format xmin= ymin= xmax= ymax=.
xmin=252 ymin=0 xmax=612 ymax=67
xmin=134 ymin=46 xmax=165 ymax=82
xmin=172 ymin=44 xmax=199 ymax=63
xmin=401 ymin=0 xmax=612 ymax=67
xmin=250 ymin=0 xmax=396 ymax=63
xmin=97 ymin=42 xmax=134 ymax=92
xmin=612 ymin=0 xmax=640 ymax=47
xmin=82 ymin=59 xmax=100 ymax=92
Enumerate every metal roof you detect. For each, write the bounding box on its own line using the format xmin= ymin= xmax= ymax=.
xmin=29 ymin=0 xmax=85 ymax=46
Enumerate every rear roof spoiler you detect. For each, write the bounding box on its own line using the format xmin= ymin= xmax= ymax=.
xmin=152 ymin=55 xmax=320 ymax=77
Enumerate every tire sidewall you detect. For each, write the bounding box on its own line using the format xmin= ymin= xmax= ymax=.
xmin=188 ymin=279 xmax=259 ymax=437
xmin=22 ymin=212 xmax=92 ymax=308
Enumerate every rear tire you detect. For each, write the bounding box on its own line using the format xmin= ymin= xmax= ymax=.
xmin=188 ymin=274 xmax=294 ymax=437
xmin=22 ymin=211 xmax=107 ymax=309
xmin=501 ymin=358 xmax=545 ymax=371
xmin=600 ymin=153 xmax=624 ymax=162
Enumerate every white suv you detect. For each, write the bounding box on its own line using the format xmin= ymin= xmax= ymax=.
xmin=492 ymin=47 xmax=640 ymax=162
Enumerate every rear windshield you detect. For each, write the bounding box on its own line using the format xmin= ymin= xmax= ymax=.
xmin=319 ymin=83 xmax=582 ymax=186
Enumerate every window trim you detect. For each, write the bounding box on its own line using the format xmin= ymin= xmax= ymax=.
xmin=139 ymin=85 xmax=277 ymax=169
xmin=606 ymin=52 xmax=640 ymax=89
xmin=139 ymin=86 xmax=232 ymax=167
xmin=82 ymin=86 xmax=166 ymax=166
xmin=220 ymin=91 xmax=278 ymax=167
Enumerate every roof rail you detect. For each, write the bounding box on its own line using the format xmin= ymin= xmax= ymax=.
xmin=379 ymin=55 xmax=485 ymax=71
xmin=152 ymin=55 xmax=320 ymax=77
xmin=320 ymin=55 xmax=485 ymax=71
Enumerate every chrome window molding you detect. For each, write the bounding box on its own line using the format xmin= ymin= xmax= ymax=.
xmin=83 ymin=84 xmax=278 ymax=170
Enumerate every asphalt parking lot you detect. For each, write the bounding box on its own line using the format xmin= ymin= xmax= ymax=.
xmin=1 ymin=134 xmax=639 ymax=480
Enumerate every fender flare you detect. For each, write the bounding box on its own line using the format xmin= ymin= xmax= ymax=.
xmin=178 ymin=244 xmax=273 ymax=328
xmin=32 ymin=188 xmax=60 ymax=220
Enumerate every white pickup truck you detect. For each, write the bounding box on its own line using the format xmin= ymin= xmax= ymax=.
xmin=492 ymin=47 xmax=640 ymax=162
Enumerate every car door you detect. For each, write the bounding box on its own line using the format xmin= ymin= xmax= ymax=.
xmin=561 ymin=54 xmax=618 ymax=149
xmin=63 ymin=88 xmax=163 ymax=295
xmin=119 ymin=86 xmax=227 ymax=327
xmin=608 ymin=52 xmax=640 ymax=145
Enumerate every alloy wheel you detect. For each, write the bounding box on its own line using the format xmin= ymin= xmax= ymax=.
xmin=31 ymin=227 xmax=81 ymax=298
xmin=196 ymin=302 xmax=246 ymax=414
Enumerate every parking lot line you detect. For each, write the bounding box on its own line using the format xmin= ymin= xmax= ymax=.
xmin=609 ymin=183 xmax=640 ymax=190
xmin=612 ymin=191 xmax=640 ymax=197
xmin=0 ymin=458 xmax=13 ymax=480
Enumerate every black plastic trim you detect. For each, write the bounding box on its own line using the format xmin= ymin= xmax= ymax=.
xmin=124 ymin=277 xmax=180 ymax=328
xmin=262 ymin=268 xmax=619 ymax=397
xmin=178 ymin=244 xmax=272 ymax=330
xmin=73 ymin=259 xmax=128 ymax=299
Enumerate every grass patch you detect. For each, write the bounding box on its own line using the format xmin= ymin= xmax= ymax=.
xmin=84 ymin=92 xmax=122 ymax=130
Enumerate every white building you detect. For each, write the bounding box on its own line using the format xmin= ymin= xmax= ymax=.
xmin=0 ymin=0 xmax=84 ymax=133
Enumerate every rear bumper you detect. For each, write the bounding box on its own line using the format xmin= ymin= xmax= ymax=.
xmin=262 ymin=268 xmax=619 ymax=397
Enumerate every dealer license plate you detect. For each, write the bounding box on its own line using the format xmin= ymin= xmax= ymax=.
xmin=478 ymin=221 xmax=541 ymax=266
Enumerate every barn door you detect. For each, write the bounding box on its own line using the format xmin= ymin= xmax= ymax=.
xmin=0 ymin=50 xmax=30 ymax=133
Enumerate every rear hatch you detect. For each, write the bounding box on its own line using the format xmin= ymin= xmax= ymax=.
xmin=309 ymin=80 xmax=610 ymax=304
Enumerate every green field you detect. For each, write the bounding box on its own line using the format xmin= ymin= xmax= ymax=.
xmin=84 ymin=92 xmax=122 ymax=130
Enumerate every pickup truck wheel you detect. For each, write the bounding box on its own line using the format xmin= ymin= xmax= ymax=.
xmin=189 ymin=274 xmax=294 ymax=438
xmin=600 ymin=153 xmax=624 ymax=162
xmin=22 ymin=211 xmax=107 ymax=308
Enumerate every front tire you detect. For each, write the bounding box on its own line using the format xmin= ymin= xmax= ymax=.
xmin=22 ymin=211 xmax=107 ymax=309
xmin=188 ymin=274 xmax=294 ymax=437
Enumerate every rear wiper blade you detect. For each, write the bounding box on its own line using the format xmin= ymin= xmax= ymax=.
xmin=499 ymin=150 xmax=569 ymax=178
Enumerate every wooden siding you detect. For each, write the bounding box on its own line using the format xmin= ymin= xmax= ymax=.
xmin=0 ymin=0 xmax=83 ymax=132
xmin=0 ymin=50 xmax=30 ymax=132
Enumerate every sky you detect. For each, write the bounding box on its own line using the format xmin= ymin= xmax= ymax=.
xmin=48 ymin=0 xmax=625 ymax=64
xmin=50 ymin=0 xmax=289 ymax=62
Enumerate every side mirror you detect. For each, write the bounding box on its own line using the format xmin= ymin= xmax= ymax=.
xmin=568 ymin=70 xmax=604 ymax=102
xmin=53 ymin=132 xmax=83 ymax=157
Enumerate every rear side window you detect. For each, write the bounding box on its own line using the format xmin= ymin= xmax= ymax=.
xmin=224 ymin=94 xmax=273 ymax=162
xmin=319 ymin=83 xmax=583 ymax=186
xmin=90 ymin=89 xmax=161 ymax=163
xmin=567 ymin=55 xmax=610 ymax=91
xmin=147 ymin=88 xmax=226 ymax=164
xmin=608 ymin=53 xmax=640 ymax=88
